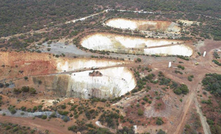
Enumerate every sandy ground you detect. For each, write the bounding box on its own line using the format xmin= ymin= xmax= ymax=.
xmin=0 ymin=115 xmax=73 ymax=134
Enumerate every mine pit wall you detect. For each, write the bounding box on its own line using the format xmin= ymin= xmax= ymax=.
xmin=144 ymin=45 xmax=193 ymax=56
xmin=56 ymin=58 xmax=127 ymax=72
xmin=32 ymin=67 xmax=136 ymax=99
xmin=81 ymin=33 xmax=193 ymax=56
xmin=105 ymin=18 xmax=181 ymax=32
xmin=32 ymin=75 xmax=70 ymax=97
xmin=67 ymin=67 xmax=136 ymax=99
xmin=81 ymin=33 xmax=184 ymax=50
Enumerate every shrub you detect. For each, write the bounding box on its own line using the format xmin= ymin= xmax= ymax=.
xmin=177 ymin=56 xmax=189 ymax=61
xmin=174 ymin=88 xmax=182 ymax=95
xmin=138 ymin=109 xmax=144 ymax=116
xmin=58 ymin=111 xmax=69 ymax=116
xmin=0 ymin=83 xmax=4 ymax=88
xmin=30 ymin=88 xmax=36 ymax=94
xmin=136 ymin=58 xmax=142 ymax=62
xmin=13 ymin=88 xmax=21 ymax=94
xmin=157 ymin=129 xmax=166 ymax=134
xmin=33 ymin=106 xmax=37 ymax=112
xmin=8 ymin=106 xmax=16 ymax=114
xmin=175 ymin=70 xmax=183 ymax=74
xmin=156 ymin=117 xmax=164 ymax=125
xmin=212 ymin=60 xmax=221 ymax=66
xmin=21 ymin=86 xmax=29 ymax=92
xmin=20 ymin=106 xmax=26 ymax=111
xmin=68 ymin=125 xmax=78 ymax=132
xmin=188 ymin=76 xmax=193 ymax=81
xmin=50 ymin=112 xmax=56 ymax=118
xmin=177 ymin=65 xmax=185 ymax=70
xmin=174 ymin=84 xmax=189 ymax=95
xmin=213 ymin=51 xmax=220 ymax=59
xmin=201 ymin=99 xmax=212 ymax=104
xmin=13 ymin=127 xmax=18 ymax=132
xmin=60 ymin=104 xmax=66 ymax=109
xmin=63 ymin=116 xmax=69 ymax=122
xmin=41 ymin=115 xmax=47 ymax=119
xmin=24 ymin=76 xmax=28 ymax=80
xmin=202 ymin=73 xmax=221 ymax=96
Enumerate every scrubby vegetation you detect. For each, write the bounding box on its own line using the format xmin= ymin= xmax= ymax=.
xmin=156 ymin=117 xmax=164 ymax=125
xmin=202 ymin=73 xmax=221 ymax=96
xmin=184 ymin=112 xmax=202 ymax=134
xmin=212 ymin=60 xmax=221 ymax=66
xmin=1 ymin=0 xmax=220 ymax=37
xmin=188 ymin=75 xmax=194 ymax=81
xmin=8 ymin=106 xmax=16 ymax=114
xmin=13 ymin=86 xmax=36 ymax=94
xmin=0 ymin=122 xmax=47 ymax=134
xmin=99 ymin=111 xmax=120 ymax=129
xmin=201 ymin=73 xmax=221 ymax=134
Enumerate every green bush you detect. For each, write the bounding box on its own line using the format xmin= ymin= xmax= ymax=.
xmin=58 ymin=111 xmax=69 ymax=116
xmin=8 ymin=106 xmax=16 ymax=114
xmin=212 ymin=60 xmax=221 ymax=66
xmin=30 ymin=88 xmax=36 ymax=94
xmin=201 ymin=99 xmax=212 ymax=104
xmin=63 ymin=116 xmax=69 ymax=122
xmin=13 ymin=88 xmax=21 ymax=94
xmin=68 ymin=125 xmax=78 ymax=132
xmin=177 ymin=65 xmax=185 ymax=70
xmin=50 ymin=112 xmax=56 ymax=118
xmin=41 ymin=115 xmax=47 ymax=119
xmin=136 ymin=58 xmax=142 ymax=62
xmin=21 ymin=86 xmax=29 ymax=92
xmin=156 ymin=117 xmax=164 ymax=125
xmin=60 ymin=104 xmax=66 ymax=109
xmin=173 ymin=84 xmax=189 ymax=95
xmin=213 ymin=51 xmax=220 ymax=59
xmin=138 ymin=109 xmax=144 ymax=116
xmin=202 ymin=73 xmax=221 ymax=96
xmin=33 ymin=106 xmax=37 ymax=112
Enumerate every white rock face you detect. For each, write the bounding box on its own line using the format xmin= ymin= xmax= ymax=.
xmin=67 ymin=67 xmax=136 ymax=99
xmin=56 ymin=59 xmax=125 ymax=72
xmin=82 ymin=33 xmax=182 ymax=49
xmin=105 ymin=18 xmax=181 ymax=32
xmin=144 ymin=45 xmax=193 ymax=56
xmin=106 ymin=19 xmax=138 ymax=30
xmin=81 ymin=33 xmax=193 ymax=56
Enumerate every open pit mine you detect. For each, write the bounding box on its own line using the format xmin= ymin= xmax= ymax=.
xmin=105 ymin=18 xmax=181 ymax=32
xmin=0 ymin=52 xmax=136 ymax=99
xmin=81 ymin=33 xmax=193 ymax=56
